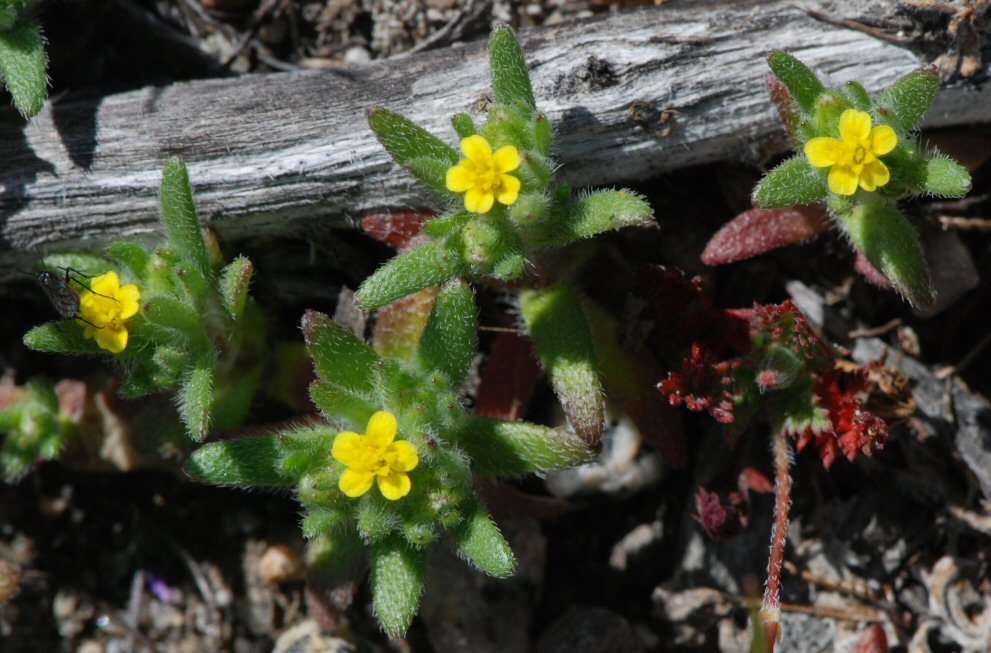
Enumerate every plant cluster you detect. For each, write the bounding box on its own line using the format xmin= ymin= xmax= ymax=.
xmin=706 ymin=52 xmax=972 ymax=309
xmin=359 ymin=26 xmax=654 ymax=445
xmin=24 ymin=159 xmax=267 ymax=443
xmin=5 ymin=30 xmax=971 ymax=651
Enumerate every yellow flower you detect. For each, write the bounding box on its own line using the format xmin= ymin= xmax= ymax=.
xmin=445 ymin=135 xmax=521 ymax=214
xmin=331 ymin=411 xmax=419 ymax=500
xmin=805 ymin=109 xmax=898 ymax=196
xmin=76 ymin=271 xmax=141 ymax=354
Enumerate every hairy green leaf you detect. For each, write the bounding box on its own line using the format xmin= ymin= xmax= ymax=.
xmin=0 ymin=20 xmax=47 ymax=117
xmin=753 ymin=156 xmax=828 ymax=208
xmin=878 ymin=68 xmax=938 ymax=132
xmin=767 ymin=51 xmax=823 ymax=114
xmin=160 ymin=158 xmax=210 ymax=277
xmin=180 ymin=366 xmax=213 ymax=441
xmin=460 ymin=416 xmax=596 ymax=475
xmin=417 ymin=279 xmax=477 ymax=386
xmin=920 ymin=156 xmax=971 ymax=197
xmin=301 ymin=310 xmax=380 ymax=392
xmin=519 ymin=285 xmax=604 ymax=444
xmin=453 ymin=502 xmax=516 ymax=578
xmin=355 ymin=240 xmax=467 ymax=311
xmin=489 ymin=25 xmax=536 ymax=115
xmin=370 ymin=538 xmax=425 ymax=637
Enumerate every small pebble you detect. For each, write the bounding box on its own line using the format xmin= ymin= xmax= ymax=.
xmin=258 ymin=543 xmax=305 ymax=585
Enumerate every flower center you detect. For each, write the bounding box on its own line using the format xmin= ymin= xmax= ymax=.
xmin=852 ymin=145 xmax=867 ymax=165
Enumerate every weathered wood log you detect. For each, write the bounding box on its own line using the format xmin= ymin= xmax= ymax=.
xmin=1 ymin=0 xmax=989 ymax=272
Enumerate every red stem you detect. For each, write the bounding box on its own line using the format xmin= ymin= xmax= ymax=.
xmin=760 ymin=427 xmax=792 ymax=649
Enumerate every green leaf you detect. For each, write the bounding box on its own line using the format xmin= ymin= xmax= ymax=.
xmin=452 ymin=113 xmax=477 ymax=139
xmin=459 ymin=213 xmax=522 ymax=273
xmin=357 ymin=501 xmax=398 ymax=544
xmin=218 ymin=256 xmax=253 ymax=321
xmin=836 ymin=202 xmax=934 ymax=309
xmin=406 ymin=156 xmax=457 ymax=195
xmin=370 ymin=538 xmax=425 ymax=638
xmin=180 ymin=366 xmax=214 ymax=441
xmin=564 ymin=189 xmax=653 ymax=242
xmin=920 ymin=156 xmax=971 ymax=197
xmin=354 ymin=240 xmax=467 ymax=311
xmin=23 ymin=321 xmax=102 ymax=355
xmin=452 ymin=502 xmax=516 ymax=578
xmin=459 ymin=416 xmax=596 ymax=476
xmin=309 ymin=382 xmax=377 ymax=430
xmin=422 ymin=211 xmax=471 ymax=239
xmin=752 ymin=156 xmax=828 ymax=208
xmin=519 ymin=284 xmax=604 ymax=445
xmin=367 ymin=106 xmax=458 ymax=175
xmin=301 ymin=310 xmax=380 ymax=393
xmin=301 ymin=509 xmax=350 ymax=539
xmin=843 ymin=81 xmax=872 ymax=111
xmin=107 ymin=242 xmax=151 ymax=280
xmin=489 ymin=25 xmax=536 ymax=115
xmin=184 ymin=429 xmax=330 ymax=488
xmin=766 ymin=51 xmax=823 ymax=114
xmin=417 ymin=279 xmax=477 ymax=385
xmin=160 ymin=158 xmax=210 ymax=277
xmin=0 ymin=20 xmax=47 ymax=117
xmin=878 ymin=68 xmax=938 ymax=132
xmin=144 ymin=296 xmax=200 ymax=333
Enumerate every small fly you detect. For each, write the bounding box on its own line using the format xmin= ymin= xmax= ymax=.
xmin=34 ymin=264 xmax=117 ymax=329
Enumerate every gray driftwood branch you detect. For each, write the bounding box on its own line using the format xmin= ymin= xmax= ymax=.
xmin=1 ymin=0 xmax=989 ymax=268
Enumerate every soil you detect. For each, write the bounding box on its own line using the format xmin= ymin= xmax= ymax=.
xmin=3 ymin=2 xmax=991 ymax=652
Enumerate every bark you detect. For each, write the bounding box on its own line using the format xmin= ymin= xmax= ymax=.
xmin=1 ymin=0 xmax=988 ymax=270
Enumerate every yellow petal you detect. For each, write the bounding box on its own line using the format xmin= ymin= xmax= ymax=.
xmin=377 ymin=471 xmax=411 ymax=500
xmin=804 ymin=137 xmax=842 ymax=168
xmin=859 ymin=160 xmax=890 ymax=191
xmin=331 ymin=431 xmax=365 ymax=466
xmin=446 ymin=163 xmax=474 ymax=192
xmin=496 ymin=174 xmax=521 ymax=206
xmin=387 ymin=440 xmax=419 ymax=472
xmin=339 ymin=469 xmax=374 ymax=497
xmin=869 ymin=124 xmax=897 ymax=156
xmin=827 ymin=165 xmax=859 ymax=196
xmin=90 ymin=272 xmax=121 ymax=297
xmin=96 ymin=326 xmax=128 ymax=354
xmin=117 ymin=284 xmax=141 ymax=320
xmin=492 ymin=145 xmax=520 ymax=173
xmin=461 ymin=134 xmax=492 ymax=162
xmin=465 ymin=188 xmax=495 ymax=214
xmin=838 ymin=109 xmax=872 ymax=143
xmin=365 ymin=411 xmax=397 ymax=446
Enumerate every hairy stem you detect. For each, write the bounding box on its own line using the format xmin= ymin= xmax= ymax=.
xmin=760 ymin=426 xmax=792 ymax=649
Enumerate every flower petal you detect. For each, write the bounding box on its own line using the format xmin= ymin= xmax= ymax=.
xmin=377 ymin=471 xmax=412 ymax=500
xmin=838 ymin=109 xmax=872 ymax=143
xmin=365 ymin=411 xmax=397 ymax=446
xmin=387 ymin=440 xmax=419 ymax=472
xmin=869 ymin=124 xmax=897 ymax=156
xmin=465 ymin=188 xmax=495 ymax=214
xmin=827 ymin=165 xmax=859 ymax=196
xmin=339 ymin=469 xmax=375 ymax=497
xmin=859 ymin=160 xmax=890 ymax=192
xmin=446 ymin=163 xmax=475 ymax=192
xmin=117 ymin=284 xmax=141 ymax=319
xmin=331 ymin=431 xmax=366 ymax=466
xmin=95 ymin=326 xmax=128 ymax=354
xmin=496 ymin=174 xmax=521 ymax=206
xmin=90 ymin=272 xmax=120 ymax=296
xmin=804 ymin=137 xmax=842 ymax=168
xmin=492 ymin=145 xmax=520 ymax=173
xmin=461 ymin=134 xmax=492 ymax=162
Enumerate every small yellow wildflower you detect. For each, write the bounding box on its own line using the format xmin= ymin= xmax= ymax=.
xmin=331 ymin=411 xmax=419 ymax=500
xmin=445 ymin=135 xmax=521 ymax=214
xmin=76 ymin=272 xmax=141 ymax=354
xmin=805 ymin=109 xmax=898 ymax=196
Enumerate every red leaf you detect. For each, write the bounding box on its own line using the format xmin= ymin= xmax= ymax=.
xmin=766 ymin=72 xmax=801 ymax=144
xmin=361 ymin=211 xmax=433 ymax=251
xmin=694 ymin=487 xmax=748 ymax=540
xmin=701 ymin=205 xmax=830 ymax=266
xmin=854 ymin=251 xmax=894 ymax=290
xmin=852 ymin=624 xmax=888 ymax=653
xmin=474 ymin=330 xmax=543 ymax=421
